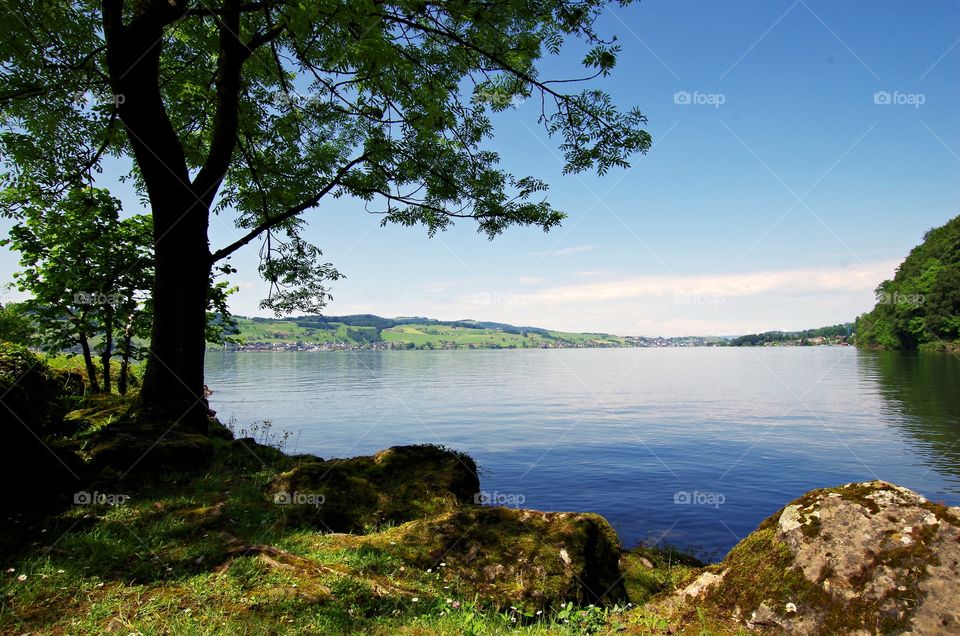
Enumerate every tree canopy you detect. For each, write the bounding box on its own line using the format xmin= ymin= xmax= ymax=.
xmin=856 ymin=214 xmax=960 ymax=351
xmin=0 ymin=0 xmax=651 ymax=426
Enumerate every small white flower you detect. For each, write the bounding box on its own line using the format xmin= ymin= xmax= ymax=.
xmin=426 ymin=568 xmax=432 ymax=573
xmin=17 ymin=574 xmax=27 ymax=582
xmin=5 ymin=568 xmax=14 ymax=573
xmin=536 ymin=610 xmax=543 ymax=616
xmin=439 ymin=562 xmax=446 ymax=567
xmin=411 ymin=597 xmax=419 ymax=603
xmin=785 ymin=602 xmax=797 ymax=613
xmin=57 ymin=569 xmax=65 ymax=574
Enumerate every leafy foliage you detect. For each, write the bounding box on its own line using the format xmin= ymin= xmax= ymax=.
xmin=856 ymin=215 xmax=960 ymax=351
xmin=0 ymin=302 xmax=34 ymax=345
xmin=0 ymin=186 xmax=153 ymax=391
xmin=0 ymin=0 xmax=651 ymax=311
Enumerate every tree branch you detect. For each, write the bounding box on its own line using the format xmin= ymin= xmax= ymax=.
xmin=209 ymin=153 xmax=368 ymax=263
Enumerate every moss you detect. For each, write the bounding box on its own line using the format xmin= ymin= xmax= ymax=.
xmin=362 ymin=507 xmax=625 ymax=610
xmin=63 ymin=393 xmax=131 ymax=436
xmin=265 ymin=444 xmax=479 ymax=533
xmin=620 ymin=545 xmax=700 ymax=605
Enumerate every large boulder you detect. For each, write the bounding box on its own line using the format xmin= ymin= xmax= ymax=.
xmin=265 ymin=444 xmax=479 ymax=532
xmin=671 ymin=481 xmax=960 ymax=635
xmin=366 ymin=506 xmax=626 ymax=610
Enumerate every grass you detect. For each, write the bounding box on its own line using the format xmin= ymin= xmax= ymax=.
xmin=2 ymin=397 xmax=696 ymax=635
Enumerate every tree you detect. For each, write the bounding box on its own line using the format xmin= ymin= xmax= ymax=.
xmin=0 ymin=0 xmax=651 ymax=429
xmin=0 ymin=302 xmax=34 ymax=345
xmin=1 ymin=187 xmax=154 ymax=392
xmin=856 ymin=214 xmax=960 ymax=351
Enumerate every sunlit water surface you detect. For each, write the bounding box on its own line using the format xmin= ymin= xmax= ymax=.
xmin=205 ymin=348 xmax=960 ymax=559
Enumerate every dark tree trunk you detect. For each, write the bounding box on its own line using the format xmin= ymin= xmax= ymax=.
xmin=136 ymin=197 xmax=211 ymax=430
xmin=104 ymin=2 xmax=212 ymax=431
xmin=78 ymin=334 xmax=100 ymax=393
xmin=117 ymin=310 xmax=134 ymax=397
xmin=100 ymin=305 xmax=114 ymax=393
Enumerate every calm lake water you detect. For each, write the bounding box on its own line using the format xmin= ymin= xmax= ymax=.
xmin=205 ymin=348 xmax=960 ymax=560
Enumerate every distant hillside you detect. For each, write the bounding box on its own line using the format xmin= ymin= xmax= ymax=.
xmin=856 ymin=215 xmax=960 ymax=351
xmin=214 ymin=314 xmax=851 ymax=351
xmin=728 ymin=323 xmax=854 ymax=347
xmin=219 ymin=315 xmax=628 ymax=350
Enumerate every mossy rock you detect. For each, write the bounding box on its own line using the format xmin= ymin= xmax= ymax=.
xmin=663 ymin=481 xmax=960 ymax=635
xmin=365 ymin=506 xmax=625 ymax=610
xmin=85 ymin=428 xmax=214 ymax=476
xmin=265 ymin=444 xmax=479 ymax=532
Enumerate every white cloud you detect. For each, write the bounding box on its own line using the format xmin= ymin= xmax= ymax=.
xmin=522 ymin=261 xmax=895 ymax=305
xmin=380 ymin=261 xmax=894 ymax=336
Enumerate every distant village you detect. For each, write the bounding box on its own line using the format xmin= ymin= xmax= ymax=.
xmin=211 ymin=333 xmax=851 ymax=352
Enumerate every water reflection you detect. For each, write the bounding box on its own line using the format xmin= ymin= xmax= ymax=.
xmin=858 ymin=350 xmax=960 ymax=480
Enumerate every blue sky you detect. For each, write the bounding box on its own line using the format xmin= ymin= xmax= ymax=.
xmin=2 ymin=0 xmax=959 ymax=336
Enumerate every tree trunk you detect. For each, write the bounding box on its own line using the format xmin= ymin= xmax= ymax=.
xmin=101 ymin=304 xmax=114 ymax=393
xmin=136 ymin=195 xmax=211 ymax=431
xmin=117 ymin=310 xmax=134 ymax=397
xmin=78 ymin=335 xmax=100 ymax=393
xmin=104 ymin=6 xmax=213 ymax=432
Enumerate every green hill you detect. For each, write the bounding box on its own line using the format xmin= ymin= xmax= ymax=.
xmin=856 ymin=214 xmax=960 ymax=351
xmin=219 ymin=315 xmax=627 ymax=350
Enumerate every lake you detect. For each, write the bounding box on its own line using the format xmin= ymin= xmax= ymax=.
xmin=204 ymin=347 xmax=960 ymax=560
